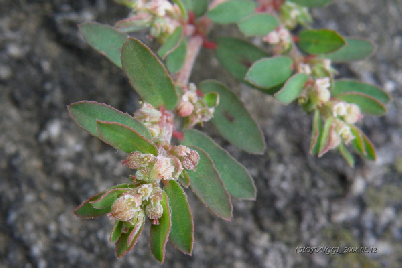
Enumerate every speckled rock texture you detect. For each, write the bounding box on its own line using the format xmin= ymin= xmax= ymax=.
xmin=1 ymin=1 xmax=401 ymax=267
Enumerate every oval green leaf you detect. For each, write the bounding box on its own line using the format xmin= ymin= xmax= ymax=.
xmin=318 ymin=117 xmax=334 ymax=157
xmin=79 ymin=22 xmax=127 ymax=67
xmin=68 ymin=101 xmax=152 ymax=140
xmin=182 ymin=129 xmax=256 ymax=199
xmin=181 ymin=0 xmax=208 ymax=17
xmin=207 ymin=0 xmax=257 ymax=24
xmin=90 ymin=188 xmax=131 ymax=209
xmin=204 ymin=92 xmax=219 ymax=108
xmin=324 ymin=37 xmax=376 ymax=62
xmin=348 ymin=124 xmax=366 ymax=156
xmin=199 ymin=80 xmax=265 ymax=154
xmin=166 ymin=39 xmax=187 ymax=74
xmin=186 ymin=146 xmax=232 ymax=220
xmin=309 ymin=109 xmax=322 ymax=155
xmin=216 ymin=37 xmax=268 ymax=88
xmin=110 ymin=220 xmax=124 ymax=243
xmin=274 ymin=73 xmax=309 ymax=104
xmin=298 ymin=29 xmax=346 ymax=55
xmin=74 ymin=191 xmax=110 ymax=219
xmin=245 ymin=56 xmax=293 ymax=89
xmin=164 ymin=180 xmax=194 ymax=255
xmin=290 ymin=0 xmax=333 ymax=7
xmin=333 ymin=93 xmax=387 ymax=115
xmin=339 ymin=143 xmax=355 ymax=167
xmin=361 ymin=132 xmax=376 ymax=161
xmin=150 ymin=192 xmax=171 ymax=263
xmin=114 ymin=17 xmax=150 ymax=33
xmin=158 ymin=26 xmax=183 ymax=59
xmin=96 ymin=121 xmax=158 ymax=154
xmin=238 ymin=13 xmax=279 ymax=37
xmin=178 ymin=170 xmax=190 ymax=188
xmin=121 ymin=38 xmax=178 ymax=110
xmin=116 ymin=222 xmax=145 ymax=258
xmin=333 ymin=80 xmax=390 ymax=104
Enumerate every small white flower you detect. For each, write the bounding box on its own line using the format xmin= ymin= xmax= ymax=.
xmin=298 ymin=63 xmax=311 ymax=75
xmin=344 ymin=103 xmax=362 ymax=124
xmin=263 ymin=31 xmax=280 ymax=44
xmin=137 ymin=184 xmax=153 ymax=201
xmin=332 ymin=101 xmax=348 ymax=117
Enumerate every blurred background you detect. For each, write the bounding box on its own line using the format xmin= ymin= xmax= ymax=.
xmin=1 ymin=0 xmax=401 ymax=267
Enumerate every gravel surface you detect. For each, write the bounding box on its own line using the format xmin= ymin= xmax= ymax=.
xmin=1 ymin=0 xmax=401 ymax=267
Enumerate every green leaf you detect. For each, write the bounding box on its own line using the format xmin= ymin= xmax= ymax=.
xmin=289 ymin=0 xmax=334 ymax=7
xmin=166 ymin=39 xmax=187 ymax=74
xmin=245 ymin=56 xmax=293 ymax=90
xmin=182 ymin=129 xmax=256 ymax=199
xmin=150 ymin=192 xmax=171 ymax=263
xmin=361 ymin=132 xmax=376 ymax=161
xmin=90 ymin=188 xmax=131 ymax=209
xmin=333 ymin=93 xmax=387 ymax=116
xmin=114 ymin=17 xmax=150 ymax=33
xmin=186 ymin=146 xmax=232 ymax=220
xmin=110 ymin=221 xmax=124 ymax=243
xmin=121 ymin=38 xmax=178 ymax=110
xmin=96 ymin=121 xmax=158 ymax=154
xmin=207 ymin=0 xmax=257 ymax=24
xmin=204 ymin=92 xmax=219 ymax=108
xmin=178 ymin=170 xmax=190 ymax=188
xmin=298 ymin=29 xmax=346 ymax=55
xmin=349 ymin=124 xmax=366 ymax=155
xmin=274 ymin=73 xmax=309 ymax=104
xmin=216 ymin=37 xmax=268 ymax=89
xmin=318 ymin=117 xmax=334 ymax=157
xmin=333 ymin=80 xmax=390 ymax=105
xmin=79 ymin=22 xmax=127 ymax=67
xmin=238 ymin=13 xmax=279 ymax=37
xmin=158 ymin=26 xmax=183 ymax=59
xmin=164 ymin=180 xmax=194 ymax=255
xmin=199 ymin=80 xmax=265 ymax=154
xmin=74 ymin=191 xmax=110 ymax=219
xmin=339 ymin=143 xmax=355 ymax=167
xmin=68 ymin=101 xmax=152 ymax=140
xmin=181 ymin=0 xmax=209 ymax=17
xmin=115 ymin=222 xmax=144 ymax=258
xmin=172 ymin=0 xmax=188 ymax=21
xmin=323 ymin=37 xmax=376 ymax=62
xmin=309 ymin=109 xmax=322 ymax=155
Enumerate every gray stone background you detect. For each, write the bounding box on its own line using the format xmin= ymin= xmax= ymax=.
xmin=1 ymin=0 xmax=401 ymax=267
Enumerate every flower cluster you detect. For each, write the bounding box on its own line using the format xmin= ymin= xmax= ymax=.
xmin=262 ymin=26 xmax=292 ymax=52
xmin=176 ymin=83 xmax=216 ymax=128
xmin=280 ymin=1 xmax=312 ymax=29
xmin=115 ymin=0 xmax=183 ymax=42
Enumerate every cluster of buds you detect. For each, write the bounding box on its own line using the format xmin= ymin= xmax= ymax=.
xmin=176 ymin=83 xmax=216 ymax=128
xmin=134 ymin=103 xmax=174 ymax=143
xmin=262 ymin=26 xmax=292 ymax=52
xmin=123 ymin=145 xmax=199 ymax=183
xmin=305 ymin=77 xmax=331 ymax=105
xmin=328 ymin=118 xmax=356 ymax=150
xmin=280 ymin=1 xmax=312 ymax=29
xmin=330 ymin=101 xmax=362 ymax=124
xmin=109 ymin=183 xmax=164 ymax=225
xmin=115 ymin=0 xmax=182 ymax=42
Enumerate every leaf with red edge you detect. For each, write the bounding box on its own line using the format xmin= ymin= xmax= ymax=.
xmin=110 ymin=221 xmax=124 ymax=243
xmin=68 ymin=101 xmax=151 ymax=140
xmin=178 ymin=170 xmax=190 ymax=188
xmin=121 ymin=38 xmax=178 ymax=110
xmin=309 ymin=109 xmax=322 ymax=155
xmin=96 ymin=121 xmax=158 ymax=154
xmin=298 ymin=29 xmax=346 ymax=55
xmin=90 ymin=188 xmax=131 ymax=209
xmin=186 ymin=146 xmax=232 ymax=220
xmin=318 ymin=117 xmax=334 ymax=157
xmin=339 ymin=143 xmax=355 ymax=167
xmin=115 ymin=221 xmax=145 ymax=258
xmin=164 ymin=180 xmax=194 ymax=255
xmin=74 ymin=192 xmax=110 ymax=219
xmin=150 ymin=192 xmax=171 ymax=263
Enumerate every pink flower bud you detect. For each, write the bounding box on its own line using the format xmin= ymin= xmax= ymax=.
xmin=181 ymin=149 xmax=199 ymax=170
xmin=145 ymin=202 xmax=163 ymax=222
xmin=110 ymin=195 xmax=140 ymax=222
xmin=123 ymin=152 xmax=155 ymax=169
xmin=177 ymin=100 xmax=194 ymax=117
xmin=173 ymin=145 xmax=190 ymax=157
